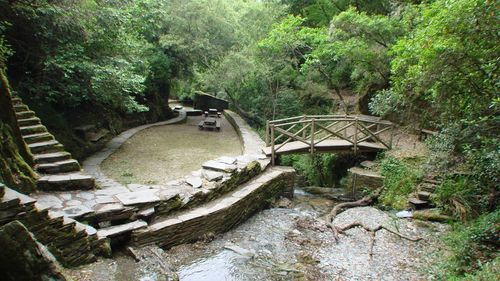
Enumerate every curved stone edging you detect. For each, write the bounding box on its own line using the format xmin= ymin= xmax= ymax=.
xmin=82 ymin=110 xmax=187 ymax=189
xmin=223 ymin=110 xmax=266 ymax=156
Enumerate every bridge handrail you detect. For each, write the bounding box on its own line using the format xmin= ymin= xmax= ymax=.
xmin=268 ymin=115 xmax=393 ymax=126
xmin=265 ymin=115 xmax=395 ymax=165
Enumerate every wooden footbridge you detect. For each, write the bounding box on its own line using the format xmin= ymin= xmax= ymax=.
xmin=263 ymin=115 xmax=395 ymax=165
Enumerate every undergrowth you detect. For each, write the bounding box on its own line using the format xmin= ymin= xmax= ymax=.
xmin=379 ymin=156 xmax=422 ymax=209
xmin=429 ymin=209 xmax=499 ymax=280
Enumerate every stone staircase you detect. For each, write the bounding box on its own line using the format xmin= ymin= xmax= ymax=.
xmin=408 ymin=178 xmax=438 ymax=210
xmin=0 ymin=182 xmax=103 ymax=267
xmin=11 ymin=96 xmax=95 ymax=190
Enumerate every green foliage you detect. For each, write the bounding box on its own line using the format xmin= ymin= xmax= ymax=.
xmin=281 ymin=154 xmax=337 ymax=186
xmin=0 ymin=21 xmax=12 ymax=69
xmin=379 ymin=156 xmax=422 ymax=209
xmin=0 ymin=122 xmax=36 ymax=193
xmin=430 ymin=210 xmax=499 ymax=280
xmin=1 ymin=0 xmax=152 ymax=112
xmin=383 ymin=0 xmax=499 ymax=123
xmin=433 ymin=177 xmax=478 ymax=220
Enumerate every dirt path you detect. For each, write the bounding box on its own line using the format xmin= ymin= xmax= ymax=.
xmin=101 ymin=115 xmax=242 ymax=185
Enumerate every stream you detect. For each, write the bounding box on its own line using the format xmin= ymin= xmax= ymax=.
xmin=67 ymin=188 xmax=446 ymax=281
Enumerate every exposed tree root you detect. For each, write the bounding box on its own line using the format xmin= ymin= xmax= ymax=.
xmin=325 ymin=187 xmax=422 ymax=253
xmin=368 ymin=230 xmax=376 ymax=258
xmin=325 ymin=187 xmax=383 ymax=224
xmin=325 ymin=189 xmax=382 ymax=244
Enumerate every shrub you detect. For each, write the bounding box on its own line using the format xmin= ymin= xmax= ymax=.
xmin=431 ymin=210 xmax=500 ymax=280
xmin=379 ymin=156 xmax=422 ymax=209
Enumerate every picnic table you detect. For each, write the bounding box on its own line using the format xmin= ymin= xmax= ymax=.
xmin=204 ymin=108 xmax=221 ymax=118
xmin=198 ymin=117 xmax=221 ymax=131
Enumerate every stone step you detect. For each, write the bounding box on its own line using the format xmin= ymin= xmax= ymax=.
xmin=97 ymin=220 xmax=148 ymax=240
xmin=417 ymin=191 xmax=431 ymax=201
xmin=36 ymin=159 xmax=81 ymax=174
xmin=420 ymin=182 xmax=436 ymax=192
xmin=23 ymin=132 xmax=54 ymax=144
xmin=20 ymin=124 xmax=47 ymax=135
xmin=13 ymin=104 xmax=29 ymax=112
xmin=11 ymin=97 xmax=22 ymax=105
xmin=423 ymin=178 xmax=439 ymax=185
xmin=1 ymin=186 xmax=37 ymax=208
xmin=28 ymin=140 xmax=63 ymax=154
xmin=359 ymin=160 xmax=376 ymax=169
xmin=37 ymin=173 xmax=95 ymax=191
xmin=33 ymin=151 xmax=72 ymax=164
xmin=16 ymin=110 xmax=36 ymax=119
xmin=131 ymin=166 xmax=295 ymax=248
xmin=17 ymin=117 xmax=41 ymax=127
xmin=409 ymin=197 xmax=429 ymax=210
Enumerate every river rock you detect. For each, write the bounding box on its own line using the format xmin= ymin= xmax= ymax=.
xmin=224 ymin=242 xmax=255 ymax=258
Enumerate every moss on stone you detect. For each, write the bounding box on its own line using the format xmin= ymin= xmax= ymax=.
xmin=0 ymin=122 xmax=37 ymax=193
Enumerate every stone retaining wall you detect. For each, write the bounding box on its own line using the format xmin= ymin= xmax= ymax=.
xmin=131 ymin=166 xmax=295 ymax=248
xmin=344 ymin=167 xmax=384 ymax=197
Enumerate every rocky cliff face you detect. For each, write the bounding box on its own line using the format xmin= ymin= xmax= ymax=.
xmin=0 ymin=69 xmax=37 ymax=193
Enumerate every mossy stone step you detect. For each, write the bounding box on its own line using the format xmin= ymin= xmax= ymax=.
xmin=23 ymin=132 xmax=54 ymax=144
xmin=37 ymin=173 xmax=95 ymax=191
xmin=34 ymin=152 xmax=72 ymax=164
xmin=20 ymin=124 xmax=47 ymax=135
xmin=417 ymin=191 xmax=431 ymax=201
xmin=11 ymin=97 xmax=22 ymax=104
xmin=420 ymin=183 xmax=436 ymax=192
xmin=28 ymin=140 xmax=63 ymax=154
xmin=14 ymin=104 xmax=30 ymax=112
xmin=16 ymin=110 xmax=36 ymax=119
xmin=36 ymin=159 xmax=81 ymax=174
xmin=18 ymin=117 xmax=41 ymax=127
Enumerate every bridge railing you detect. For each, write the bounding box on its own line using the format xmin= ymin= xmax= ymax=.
xmin=265 ymin=115 xmax=395 ymax=164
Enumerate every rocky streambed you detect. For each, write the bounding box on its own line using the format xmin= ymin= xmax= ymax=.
xmin=66 ymin=189 xmax=448 ymax=281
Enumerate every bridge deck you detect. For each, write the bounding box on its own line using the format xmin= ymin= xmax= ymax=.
xmin=262 ymin=140 xmax=386 ymax=156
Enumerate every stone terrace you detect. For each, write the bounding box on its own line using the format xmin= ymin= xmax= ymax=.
xmin=28 ymin=110 xmax=289 ymax=247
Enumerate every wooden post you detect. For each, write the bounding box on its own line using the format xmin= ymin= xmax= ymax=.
xmin=389 ymin=124 xmax=395 ymax=149
xmin=353 ymin=118 xmax=358 ymax=153
xmin=302 ymin=116 xmax=306 ymax=139
xmin=265 ymin=120 xmax=270 ymax=146
xmin=271 ymin=125 xmax=276 ymax=166
xmin=310 ymin=119 xmax=315 ymax=155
